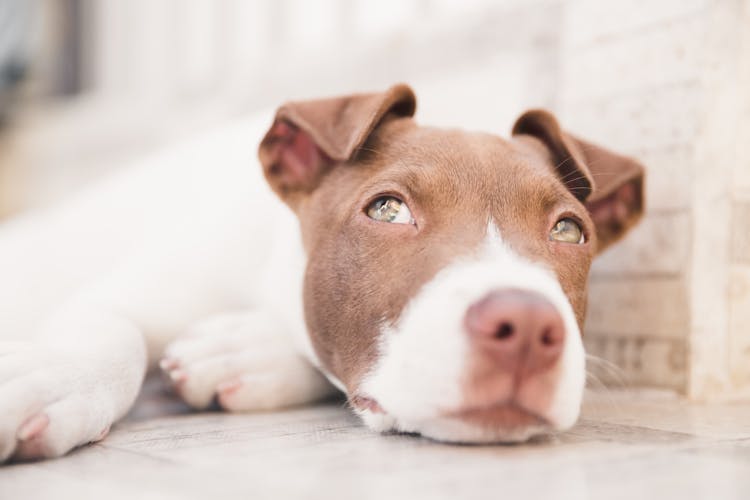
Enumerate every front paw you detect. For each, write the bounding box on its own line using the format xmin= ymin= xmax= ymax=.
xmin=161 ymin=313 xmax=333 ymax=412
xmin=0 ymin=342 xmax=117 ymax=462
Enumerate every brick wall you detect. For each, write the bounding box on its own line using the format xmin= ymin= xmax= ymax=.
xmin=726 ymin=0 xmax=750 ymax=399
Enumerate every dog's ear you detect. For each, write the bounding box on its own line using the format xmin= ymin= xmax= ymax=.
xmin=258 ymin=84 xmax=416 ymax=208
xmin=512 ymin=110 xmax=645 ymax=253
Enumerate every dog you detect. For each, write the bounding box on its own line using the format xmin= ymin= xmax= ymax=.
xmin=0 ymin=84 xmax=644 ymax=462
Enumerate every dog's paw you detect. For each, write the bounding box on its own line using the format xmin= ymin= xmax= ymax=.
xmin=0 ymin=342 xmax=116 ymax=462
xmin=160 ymin=312 xmax=333 ymax=411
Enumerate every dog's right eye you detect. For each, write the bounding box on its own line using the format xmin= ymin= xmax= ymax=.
xmin=366 ymin=196 xmax=415 ymax=225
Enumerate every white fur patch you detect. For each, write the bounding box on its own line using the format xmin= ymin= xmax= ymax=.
xmin=358 ymin=223 xmax=585 ymax=443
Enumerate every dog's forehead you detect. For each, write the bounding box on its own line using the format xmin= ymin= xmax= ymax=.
xmin=363 ymin=120 xmax=569 ymax=211
xmin=373 ymin=120 xmax=541 ymax=168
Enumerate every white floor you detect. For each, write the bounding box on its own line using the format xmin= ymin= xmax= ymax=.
xmin=2 ymin=378 xmax=750 ymax=500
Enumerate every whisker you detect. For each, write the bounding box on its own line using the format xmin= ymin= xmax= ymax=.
xmin=583 ymin=373 xmax=625 ymax=420
xmin=586 ymin=353 xmax=629 ymax=390
xmin=560 ymin=175 xmax=591 ymax=186
xmin=355 ymin=146 xmax=388 ymax=160
xmin=556 ymin=162 xmax=582 ymax=179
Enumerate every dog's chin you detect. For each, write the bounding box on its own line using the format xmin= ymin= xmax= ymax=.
xmin=357 ymin=405 xmax=558 ymax=444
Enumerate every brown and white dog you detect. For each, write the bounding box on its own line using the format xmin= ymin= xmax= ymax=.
xmin=0 ymin=84 xmax=644 ymax=461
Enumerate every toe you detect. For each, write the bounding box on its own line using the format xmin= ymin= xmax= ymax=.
xmin=12 ymin=395 xmax=111 ymax=461
xmin=162 ymin=331 xmax=249 ymax=369
xmin=217 ymin=372 xmax=292 ymax=412
xmin=217 ymin=365 xmax=331 ymax=412
xmin=16 ymin=413 xmax=50 ymax=441
xmin=173 ymin=351 xmax=266 ymax=409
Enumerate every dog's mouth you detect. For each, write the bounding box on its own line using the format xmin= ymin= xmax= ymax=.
xmin=446 ymin=402 xmax=549 ymax=429
xmin=351 ymin=393 xmax=550 ymax=433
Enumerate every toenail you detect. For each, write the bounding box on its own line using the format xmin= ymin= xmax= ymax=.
xmin=169 ymin=369 xmax=187 ymax=383
xmin=96 ymin=425 xmax=111 ymax=441
xmin=17 ymin=413 xmax=50 ymax=441
xmin=217 ymin=379 xmax=242 ymax=395
xmin=159 ymin=358 xmax=178 ymax=371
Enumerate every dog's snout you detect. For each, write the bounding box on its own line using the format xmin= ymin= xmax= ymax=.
xmin=464 ymin=289 xmax=565 ymax=376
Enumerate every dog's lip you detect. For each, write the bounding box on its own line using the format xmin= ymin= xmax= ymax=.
xmin=349 ymin=394 xmax=385 ymax=414
xmin=350 ymin=394 xmax=550 ymax=430
xmin=446 ymin=401 xmax=550 ymax=428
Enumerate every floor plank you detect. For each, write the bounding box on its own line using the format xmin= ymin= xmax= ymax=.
xmin=2 ymin=378 xmax=750 ymax=499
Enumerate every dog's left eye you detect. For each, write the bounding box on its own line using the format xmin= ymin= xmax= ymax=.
xmin=366 ymin=196 xmax=415 ymax=225
xmin=549 ymin=218 xmax=585 ymax=244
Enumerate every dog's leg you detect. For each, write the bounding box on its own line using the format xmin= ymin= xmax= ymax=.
xmin=0 ymin=300 xmax=147 ymax=462
xmin=160 ymin=311 xmax=334 ymax=411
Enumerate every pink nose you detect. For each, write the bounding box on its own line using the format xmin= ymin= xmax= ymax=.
xmin=464 ymin=289 xmax=566 ymax=377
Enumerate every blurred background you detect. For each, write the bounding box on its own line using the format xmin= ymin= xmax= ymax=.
xmin=0 ymin=0 xmax=748 ymax=400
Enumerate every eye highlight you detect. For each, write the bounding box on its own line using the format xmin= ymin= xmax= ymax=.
xmin=549 ymin=218 xmax=585 ymax=244
xmin=366 ymin=196 xmax=415 ymax=225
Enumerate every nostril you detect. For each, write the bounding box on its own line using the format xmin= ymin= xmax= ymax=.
xmin=539 ymin=325 xmax=564 ymax=350
xmin=494 ymin=322 xmax=514 ymax=340
xmin=540 ymin=328 xmax=555 ymax=346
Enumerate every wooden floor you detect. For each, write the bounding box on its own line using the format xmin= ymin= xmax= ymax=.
xmin=2 ymin=377 xmax=750 ymax=500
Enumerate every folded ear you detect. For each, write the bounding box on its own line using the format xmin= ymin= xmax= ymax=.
xmin=258 ymin=84 xmax=417 ymax=208
xmin=513 ymin=109 xmax=645 ymax=253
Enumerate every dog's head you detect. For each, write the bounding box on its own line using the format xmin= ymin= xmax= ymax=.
xmin=258 ymin=84 xmax=644 ymax=443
